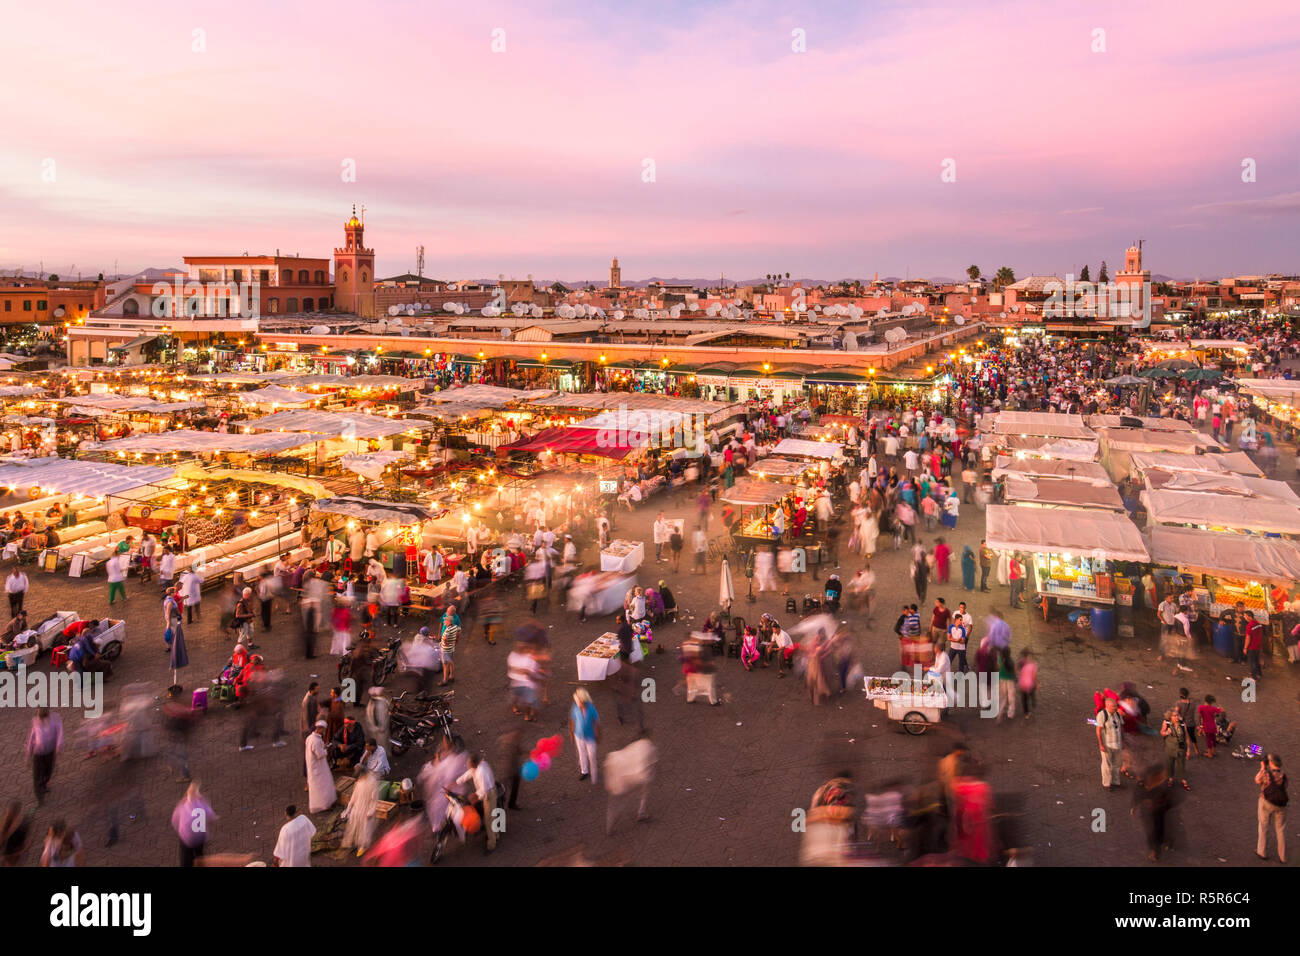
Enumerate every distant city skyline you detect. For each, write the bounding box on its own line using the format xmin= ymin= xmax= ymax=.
xmin=3 ymin=0 xmax=1298 ymax=280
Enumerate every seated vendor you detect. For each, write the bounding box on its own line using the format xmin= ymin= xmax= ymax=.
xmin=329 ymin=715 xmax=367 ymax=767
xmin=1 ymin=610 xmax=28 ymax=645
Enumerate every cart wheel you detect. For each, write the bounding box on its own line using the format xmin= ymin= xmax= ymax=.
xmin=101 ymin=641 xmax=123 ymax=661
xmin=902 ymin=711 xmax=929 ymax=735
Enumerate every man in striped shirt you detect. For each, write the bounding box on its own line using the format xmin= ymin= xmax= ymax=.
xmin=439 ymin=609 xmax=460 ymax=686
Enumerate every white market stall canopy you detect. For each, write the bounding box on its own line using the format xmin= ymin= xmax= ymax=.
xmin=89 ymin=431 xmax=328 ymax=454
xmin=1147 ymin=525 xmax=1300 ymax=586
xmin=310 ymin=496 xmax=440 ymax=524
xmin=770 ymin=437 xmax=843 ymax=460
xmin=52 ymin=395 xmax=154 ymax=412
xmin=424 ymin=385 xmax=555 ymax=406
xmin=989 ymin=411 xmax=1097 ymax=440
xmin=1141 ymin=489 xmax=1300 ymax=535
xmin=407 ymin=402 xmax=496 ymax=421
xmin=991 ymin=456 xmax=1113 ymax=486
xmin=1003 ymin=475 xmax=1125 ymax=511
xmin=0 ymin=456 xmax=177 ymax=498
xmin=985 ymin=504 xmax=1149 ymax=562
xmin=339 ymin=450 xmax=412 ymax=482
xmin=237 ymin=386 xmax=317 ymax=406
xmin=1146 ymin=471 xmax=1300 ymax=504
xmin=1087 ymin=414 xmax=1194 ymax=433
xmin=273 ymin=374 xmax=418 ymax=389
xmin=1238 ymin=378 xmax=1300 ymax=405
xmin=1000 ymin=436 xmax=1100 ymax=461
xmin=1127 ymin=450 xmax=1264 ymax=478
xmin=719 ymin=479 xmax=789 ymax=507
xmin=1099 ymin=427 xmax=1222 ymax=454
xmin=0 ymin=385 xmax=46 ymax=397
xmin=752 ymin=457 xmax=816 ymax=479
xmin=242 ymin=410 xmax=434 ymax=439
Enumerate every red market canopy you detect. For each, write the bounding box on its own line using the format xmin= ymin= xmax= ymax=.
xmin=501 ymin=426 xmax=636 ymax=460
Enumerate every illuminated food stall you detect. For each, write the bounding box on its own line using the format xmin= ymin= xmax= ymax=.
xmin=1146 ymin=525 xmax=1300 ymax=624
xmin=985 ymin=504 xmax=1150 ymax=610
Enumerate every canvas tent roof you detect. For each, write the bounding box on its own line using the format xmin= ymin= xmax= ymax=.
xmin=1145 ymin=471 xmax=1300 ymax=504
xmin=991 ymin=457 xmax=1112 ymax=486
xmin=985 ymin=504 xmax=1149 ymax=562
xmin=1141 ymin=489 xmax=1300 ymax=535
xmin=237 ymin=386 xmax=316 ymax=406
xmin=1003 ymin=475 xmax=1125 ymax=510
xmin=752 ymin=457 xmax=815 ymax=478
xmin=422 ymin=385 xmax=554 ymax=406
xmin=999 ymin=436 xmax=1100 ymax=461
xmin=719 ymin=479 xmax=789 ymax=507
xmin=89 ymin=430 xmax=327 ymax=454
xmin=310 ymin=496 xmax=440 ymax=524
xmin=1087 ymin=414 xmax=1194 ymax=432
xmin=499 ymin=426 xmax=636 ymax=460
xmin=0 ymin=456 xmax=177 ymax=498
xmin=770 ymin=437 xmax=843 ymax=460
xmin=989 ymin=411 xmax=1096 ymax=440
xmin=242 ymin=410 xmax=434 ymax=439
xmin=1147 ymin=525 xmax=1300 ymax=586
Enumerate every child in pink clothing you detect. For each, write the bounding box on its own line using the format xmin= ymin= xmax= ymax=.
xmin=1016 ymin=648 xmax=1038 ymax=718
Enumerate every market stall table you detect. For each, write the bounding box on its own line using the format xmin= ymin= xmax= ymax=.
xmin=600 ymin=539 xmax=644 ymax=573
xmin=575 ymin=631 xmax=642 ymax=681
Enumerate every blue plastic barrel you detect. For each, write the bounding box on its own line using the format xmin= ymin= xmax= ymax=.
xmin=1212 ymin=622 xmax=1236 ymax=658
xmin=1091 ymin=607 xmax=1116 ymax=641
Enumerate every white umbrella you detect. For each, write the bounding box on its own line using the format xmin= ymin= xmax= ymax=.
xmin=718 ymin=558 xmax=735 ymax=611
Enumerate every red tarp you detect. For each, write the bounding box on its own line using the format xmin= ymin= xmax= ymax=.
xmin=501 ymin=426 xmax=636 ymax=460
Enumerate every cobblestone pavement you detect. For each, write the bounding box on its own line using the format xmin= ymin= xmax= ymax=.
xmin=2 ymin=436 xmax=1297 ymax=867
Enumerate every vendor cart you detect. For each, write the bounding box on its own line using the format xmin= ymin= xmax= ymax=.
xmin=863 ymin=675 xmax=947 ymax=735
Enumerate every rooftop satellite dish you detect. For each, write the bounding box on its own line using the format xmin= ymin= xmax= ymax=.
xmin=388 ymin=305 xmax=400 ymax=316
xmin=53 ymin=307 xmax=66 ymax=318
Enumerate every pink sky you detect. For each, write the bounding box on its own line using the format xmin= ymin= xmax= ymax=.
xmin=3 ymin=0 xmax=1298 ymax=280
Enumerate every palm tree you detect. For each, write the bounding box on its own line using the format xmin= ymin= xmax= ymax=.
xmin=994 ymin=266 xmax=1015 ymax=291
xmin=966 ymin=265 xmax=981 ymax=282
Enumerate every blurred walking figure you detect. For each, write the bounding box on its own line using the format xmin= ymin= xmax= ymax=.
xmin=605 ymin=732 xmax=657 ymax=835
xmin=570 ymin=688 xmax=601 ymax=784
xmin=1016 ymin=649 xmax=1037 ymax=719
xmin=25 ymin=707 xmax=62 ymax=805
xmin=1255 ymin=753 xmax=1288 ymax=863
xmin=171 ymin=782 xmax=215 ymax=867
xmin=1131 ymin=765 xmax=1175 ymax=862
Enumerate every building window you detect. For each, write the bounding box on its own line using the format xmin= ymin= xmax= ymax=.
xmin=231 ymin=269 xmax=243 ymax=281
xmin=297 ymin=270 xmax=309 ymax=284
xmin=199 ymin=269 xmax=220 ymax=282
xmin=361 ymin=271 xmax=368 ymax=283
xmin=287 ymin=297 xmax=299 ymax=312
xmin=37 ymin=300 xmax=47 ymax=310
xmin=22 ymin=301 xmax=31 ymax=311
xmin=341 ymin=270 xmax=349 ymax=284
xmin=303 ymin=297 xmax=315 ymax=311
xmin=259 ymin=270 xmax=270 ymax=282
xmin=268 ymin=298 xmax=279 ymax=313
xmin=314 ymin=270 xmax=325 ymax=284
xmin=2 ymin=302 xmax=10 ymax=312
xmin=123 ymin=299 xmax=140 ymax=316
xmin=281 ymin=270 xmax=292 ymax=284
